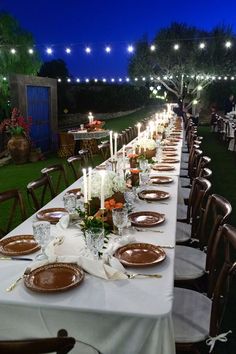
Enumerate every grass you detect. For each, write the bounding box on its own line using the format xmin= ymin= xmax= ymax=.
xmin=0 ymin=105 xmax=158 ymax=232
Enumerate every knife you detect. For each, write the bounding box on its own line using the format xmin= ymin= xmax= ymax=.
xmin=0 ymin=256 xmax=33 ymax=261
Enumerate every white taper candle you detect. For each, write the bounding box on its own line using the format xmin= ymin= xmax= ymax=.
xmin=83 ymin=168 xmax=88 ymax=203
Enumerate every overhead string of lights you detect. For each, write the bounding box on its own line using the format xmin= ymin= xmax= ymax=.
xmin=0 ymin=38 xmax=235 ymax=56
xmin=1 ymin=74 xmax=236 ymax=83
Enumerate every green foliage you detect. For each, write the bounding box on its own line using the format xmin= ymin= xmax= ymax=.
xmin=38 ymin=59 xmax=69 ymax=78
xmin=0 ymin=12 xmax=41 ymax=113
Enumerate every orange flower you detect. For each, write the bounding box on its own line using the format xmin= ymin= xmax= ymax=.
xmin=128 ymin=153 xmax=139 ymax=158
xmin=115 ymin=202 xmax=124 ymax=208
xmin=130 ymin=169 xmax=141 ymax=174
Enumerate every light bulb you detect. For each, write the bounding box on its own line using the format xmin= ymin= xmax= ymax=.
xmin=28 ymin=48 xmax=34 ymax=54
xmin=65 ymin=48 xmax=71 ymax=54
xmin=85 ymin=47 xmax=91 ymax=54
xmin=105 ymin=46 xmax=111 ymax=53
xmin=10 ymin=48 xmax=16 ymax=54
xmin=173 ymin=44 xmax=179 ymax=50
xmin=225 ymin=41 xmax=232 ymax=48
xmin=150 ymin=44 xmax=156 ymax=51
xmin=46 ymin=47 xmax=53 ymax=55
xmin=199 ymin=42 xmax=206 ymax=49
xmin=127 ymin=45 xmax=134 ymax=53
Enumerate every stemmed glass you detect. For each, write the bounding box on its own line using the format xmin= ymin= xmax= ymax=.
xmin=139 ymin=171 xmax=150 ymax=186
xmin=124 ymin=190 xmax=136 ymax=211
xmin=139 ymin=158 xmax=149 ymax=172
xmin=85 ymin=227 xmax=104 ymax=259
xmin=63 ymin=193 xmax=77 ymax=214
xmin=33 ymin=221 xmax=51 ymax=260
xmin=112 ymin=207 xmax=128 ymax=237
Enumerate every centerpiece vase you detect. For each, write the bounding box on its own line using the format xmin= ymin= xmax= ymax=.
xmin=139 ymin=148 xmax=156 ymax=159
xmin=7 ymin=134 xmax=30 ymax=164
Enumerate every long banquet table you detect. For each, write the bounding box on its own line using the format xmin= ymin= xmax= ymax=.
xmin=0 ymin=126 xmax=184 ymax=354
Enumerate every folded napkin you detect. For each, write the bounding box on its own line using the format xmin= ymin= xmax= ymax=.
xmin=31 ymin=217 xmax=136 ymax=280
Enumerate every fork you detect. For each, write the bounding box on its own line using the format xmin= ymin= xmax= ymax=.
xmin=6 ymin=267 xmax=31 ymax=292
xmin=126 ymin=272 xmax=162 ymax=279
xmin=134 ymin=227 xmax=164 ymax=233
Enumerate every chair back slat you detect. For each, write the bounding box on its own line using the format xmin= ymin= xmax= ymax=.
xmin=41 ymin=164 xmax=69 ymax=195
xmin=27 ymin=175 xmax=55 ymax=211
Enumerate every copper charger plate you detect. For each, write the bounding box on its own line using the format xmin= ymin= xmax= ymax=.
xmin=165 ymin=142 xmax=178 ymax=146
xmin=36 ymin=208 xmax=68 ymax=224
xmin=138 ymin=189 xmax=170 ymax=201
xmin=24 ymin=263 xmax=84 ymax=293
xmin=163 ymin=147 xmax=177 ymax=152
xmin=0 ymin=235 xmax=40 ymax=256
xmin=129 ymin=211 xmax=165 ymax=227
xmin=163 ymin=152 xmax=178 ymax=157
xmin=162 ymin=158 xmax=180 ymax=164
xmin=152 ymin=164 xmax=175 ymax=171
xmin=150 ymin=176 xmax=173 ymax=184
xmin=66 ymin=188 xmax=81 ymax=197
xmin=115 ymin=243 xmax=166 ymax=267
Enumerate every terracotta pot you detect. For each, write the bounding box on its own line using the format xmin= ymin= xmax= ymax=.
xmin=131 ymin=171 xmax=140 ymax=187
xmin=7 ymin=135 xmax=30 ymax=164
xmin=129 ymin=157 xmax=138 ymax=168
xmin=138 ymin=148 xmax=156 ymax=159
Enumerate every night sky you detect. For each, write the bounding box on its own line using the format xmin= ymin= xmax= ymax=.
xmin=1 ymin=0 xmax=236 ymax=78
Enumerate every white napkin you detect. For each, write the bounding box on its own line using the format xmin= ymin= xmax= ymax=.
xmin=31 ymin=218 xmax=136 ymax=280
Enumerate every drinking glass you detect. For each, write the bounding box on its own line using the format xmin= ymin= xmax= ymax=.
xmin=112 ymin=207 xmax=128 ymax=237
xmin=85 ymin=227 xmax=104 ymax=259
xmin=124 ymin=190 xmax=136 ymax=210
xmin=139 ymin=158 xmax=149 ymax=172
xmin=33 ymin=221 xmax=51 ymax=260
xmin=63 ymin=193 xmax=77 ymax=214
xmin=139 ymin=171 xmax=150 ymax=186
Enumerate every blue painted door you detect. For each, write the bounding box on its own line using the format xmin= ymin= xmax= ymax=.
xmin=27 ymin=86 xmax=50 ymax=151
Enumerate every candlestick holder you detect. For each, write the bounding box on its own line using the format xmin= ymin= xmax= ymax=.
xmin=84 ymin=202 xmax=89 ymax=217
xmin=110 ymin=158 xmax=117 ymax=172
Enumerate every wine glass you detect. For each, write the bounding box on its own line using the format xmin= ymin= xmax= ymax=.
xmin=124 ymin=190 xmax=136 ymax=211
xmin=139 ymin=158 xmax=149 ymax=172
xmin=33 ymin=221 xmax=51 ymax=260
xmin=63 ymin=193 xmax=77 ymax=214
xmin=139 ymin=171 xmax=150 ymax=186
xmin=112 ymin=207 xmax=128 ymax=237
xmin=85 ymin=227 xmax=104 ymax=259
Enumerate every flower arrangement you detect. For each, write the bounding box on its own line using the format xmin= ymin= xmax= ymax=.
xmin=104 ymin=198 xmax=124 ymax=210
xmin=134 ymin=138 xmax=157 ymax=150
xmin=0 ymin=108 xmax=32 ymax=137
xmin=86 ymin=119 xmax=104 ymax=131
xmin=83 ymin=170 xmax=126 ymax=200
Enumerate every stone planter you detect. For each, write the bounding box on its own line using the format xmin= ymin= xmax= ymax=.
xmin=7 ymin=135 xmax=30 ymax=164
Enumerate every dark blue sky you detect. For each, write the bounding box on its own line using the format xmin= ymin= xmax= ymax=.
xmin=1 ymin=0 xmax=236 ymax=77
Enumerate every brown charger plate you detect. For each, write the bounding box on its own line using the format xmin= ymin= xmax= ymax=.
xmin=66 ymin=188 xmax=81 ymax=197
xmin=150 ymin=176 xmax=173 ymax=184
xmin=138 ymin=189 xmax=170 ymax=201
xmin=129 ymin=211 xmax=165 ymax=227
xmin=115 ymin=243 xmax=166 ymax=267
xmin=24 ymin=263 xmax=84 ymax=293
xmin=162 ymin=158 xmax=180 ymax=163
xmin=163 ymin=152 xmax=178 ymax=157
xmin=169 ymin=138 xmax=181 ymax=142
xmin=163 ymin=147 xmax=177 ymax=152
xmin=0 ymin=235 xmax=40 ymax=256
xmin=36 ymin=208 xmax=68 ymax=224
xmin=152 ymin=164 xmax=175 ymax=171
xmin=165 ymin=142 xmax=178 ymax=146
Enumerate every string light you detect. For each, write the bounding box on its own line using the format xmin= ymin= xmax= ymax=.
xmin=67 ymin=78 xmax=71 ymax=82
xmin=111 ymin=78 xmax=115 ymax=82
xmin=46 ymin=47 xmax=53 ymax=55
xmin=127 ymin=45 xmax=134 ymax=53
xmin=65 ymin=47 xmax=71 ymax=54
xmin=105 ymin=46 xmax=111 ymax=53
xmin=102 ymin=78 xmax=106 ymax=82
xmin=173 ymin=44 xmax=179 ymax=50
xmin=94 ymin=78 xmax=98 ymax=82
xmin=76 ymin=78 xmax=80 ymax=82
xmin=199 ymin=42 xmax=206 ymax=49
xmin=57 ymin=78 xmax=61 ymax=82
xmin=150 ymin=44 xmax=156 ymax=51
xmin=10 ymin=48 xmax=16 ymax=54
xmin=85 ymin=47 xmax=91 ymax=54
xmin=85 ymin=78 xmax=89 ymax=82
xmin=225 ymin=41 xmax=232 ymax=48
xmin=28 ymin=48 xmax=34 ymax=54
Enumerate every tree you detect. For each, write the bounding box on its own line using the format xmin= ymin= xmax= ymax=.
xmin=38 ymin=59 xmax=70 ymax=79
xmin=128 ymin=23 xmax=236 ymax=108
xmin=0 ymin=12 xmax=41 ymax=116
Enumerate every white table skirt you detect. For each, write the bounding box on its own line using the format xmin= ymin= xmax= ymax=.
xmin=0 ymin=121 xmax=183 ymax=354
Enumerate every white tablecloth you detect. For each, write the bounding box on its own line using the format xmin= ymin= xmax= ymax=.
xmin=0 ymin=122 xmax=184 ymax=354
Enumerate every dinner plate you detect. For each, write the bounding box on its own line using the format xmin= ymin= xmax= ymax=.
xmin=163 ymin=152 xmax=178 ymax=157
xmin=138 ymin=189 xmax=170 ymax=201
xmin=24 ymin=263 xmax=84 ymax=293
xmin=36 ymin=208 xmax=68 ymax=224
xmin=150 ymin=176 xmax=173 ymax=184
xmin=129 ymin=211 xmax=165 ymax=227
xmin=152 ymin=164 xmax=175 ymax=171
xmin=161 ymin=158 xmax=180 ymax=163
xmin=165 ymin=142 xmax=178 ymax=146
xmin=0 ymin=235 xmax=40 ymax=256
xmin=115 ymin=243 xmax=166 ymax=267
xmin=163 ymin=147 xmax=177 ymax=152
xmin=66 ymin=188 xmax=82 ymax=197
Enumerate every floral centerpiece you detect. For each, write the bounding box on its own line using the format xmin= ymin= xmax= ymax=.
xmin=86 ymin=119 xmax=105 ymax=131
xmin=0 ymin=108 xmax=32 ymax=164
xmin=134 ymin=138 xmax=157 ymax=158
xmin=127 ymin=153 xmax=139 ymax=168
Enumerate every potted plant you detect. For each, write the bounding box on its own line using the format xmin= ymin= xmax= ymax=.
xmin=0 ymin=108 xmax=32 ymax=164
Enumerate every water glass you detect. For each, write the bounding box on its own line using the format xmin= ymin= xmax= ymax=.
xmin=124 ymin=190 xmax=136 ymax=210
xmin=112 ymin=207 xmax=128 ymax=237
xmin=63 ymin=193 xmax=77 ymax=214
xmin=33 ymin=221 xmax=51 ymax=260
xmin=85 ymin=227 xmax=104 ymax=258
xmin=139 ymin=171 xmax=150 ymax=186
xmin=139 ymin=158 xmax=149 ymax=172
xmin=80 ymin=124 xmax=84 ymax=130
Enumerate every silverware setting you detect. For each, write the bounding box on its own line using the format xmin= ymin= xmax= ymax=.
xmin=134 ymin=227 xmax=164 ymax=233
xmin=6 ymin=267 xmax=31 ymax=292
xmin=126 ymin=272 xmax=162 ymax=279
xmin=0 ymin=256 xmax=33 ymax=261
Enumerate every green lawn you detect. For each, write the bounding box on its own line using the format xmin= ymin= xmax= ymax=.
xmin=0 ymin=105 xmax=159 ymax=231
